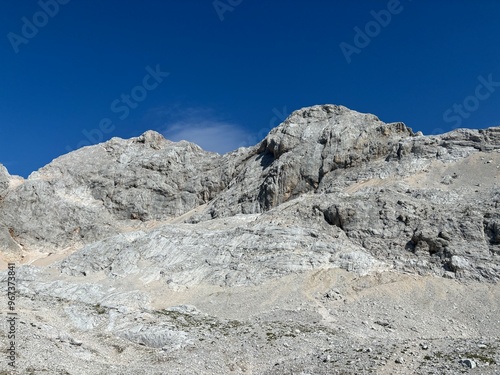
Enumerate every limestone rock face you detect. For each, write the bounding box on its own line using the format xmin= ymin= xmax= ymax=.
xmin=194 ymin=105 xmax=417 ymax=220
xmin=1 ymin=105 xmax=500 ymax=374
xmin=0 ymin=163 xmax=10 ymax=197
xmin=1 ymin=105 xmax=499 ymax=281
xmin=59 ymin=212 xmax=386 ymax=288
xmin=0 ymin=131 xmax=231 ymax=251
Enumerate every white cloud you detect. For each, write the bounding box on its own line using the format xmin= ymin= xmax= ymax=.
xmin=163 ymin=120 xmax=251 ymax=154
xmin=157 ymin=106 xmax=252 ymax=154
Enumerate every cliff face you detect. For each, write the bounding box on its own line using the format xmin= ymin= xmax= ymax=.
xmin=1 ymin=104 xmax=499 ymax=281
xmin=1 ymin=105 xmax=500 ymax=374
xmin=0 ymin=164 xmax=9 ymax=195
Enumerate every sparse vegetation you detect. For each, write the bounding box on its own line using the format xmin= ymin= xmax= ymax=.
xmin=112 ymin=344 xmax=125 ymax=354
xmin=464 ymin=352 xmax=497 ymax=365
xmin=94 ymin=303 xmax=106 ymax=314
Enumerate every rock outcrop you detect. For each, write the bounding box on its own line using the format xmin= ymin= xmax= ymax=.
xmin=0 ymin=163 xmax=10 ymax=196
xmin=0 ymin=131 xmax=232 ymax=251
xmin=1 ymin=104 xmax=500 ymax=374
xmin=3 ymin=105 xmax=498 ymax=280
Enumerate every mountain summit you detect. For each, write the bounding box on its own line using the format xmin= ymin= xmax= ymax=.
xmin=1 ymin=105 xmax=500 ymax=374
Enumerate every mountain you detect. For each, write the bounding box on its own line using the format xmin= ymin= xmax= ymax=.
xmin=1 ymin=104 xmax=499 ymax=374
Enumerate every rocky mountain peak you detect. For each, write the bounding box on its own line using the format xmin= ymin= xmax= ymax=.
xmin=1 ymin=104 xmax=500 ymax=374
xmin=1 ymin=104 xmax=499 ymax=259
xmin=260 ymin=104 xmax=414 ymax=160
xmin=133 ymin=130 xmax=170 ymax=149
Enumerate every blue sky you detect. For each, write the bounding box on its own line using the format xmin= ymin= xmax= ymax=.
xmin=1 ymin=0 xmax=500 ymax=177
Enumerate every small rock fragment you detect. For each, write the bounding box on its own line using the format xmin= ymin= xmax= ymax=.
xmin=460 ymin=358 xmax=477 ymax=368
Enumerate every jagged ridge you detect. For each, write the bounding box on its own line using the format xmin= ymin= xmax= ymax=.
xmin=0 ymin=104 xmax=499 ymax=282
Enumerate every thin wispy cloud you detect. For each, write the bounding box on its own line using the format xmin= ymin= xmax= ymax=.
xmin=163 ymin=121 xmax=251 ymax=154
xmin=149 ymin=106 xmax=252 ymax=154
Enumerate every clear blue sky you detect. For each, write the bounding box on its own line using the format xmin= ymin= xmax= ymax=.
xmin=1 ymin=0 xmax=500 ymax=177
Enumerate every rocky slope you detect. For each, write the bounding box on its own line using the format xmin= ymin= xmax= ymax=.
xmin=0 ymin=104 xmax=499 ymax=374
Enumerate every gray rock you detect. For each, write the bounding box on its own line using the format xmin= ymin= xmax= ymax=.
xmin=0 ymin=163 xmax=10 ymax=196
xmin=1 ymin=104 xmax=500 ymax=374
xmin=0 ymin=224 xmax=21 ymax=254
xmin=460 ymin=358 xmax=477 ymax=368
xmin=64 ymin=306 xmax=98 ymax=331
xmin=115 ymin=324 xmax=190 ymax=349
xmin=0 ymin=131 xmax=231 ymax=252
xmin=59 ymin=215 xmax=386 ymax=287
xmin=1 ymin=105 xmax=499 ymax=284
